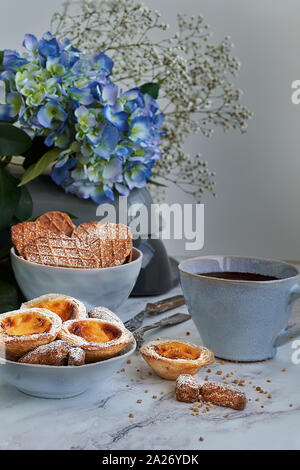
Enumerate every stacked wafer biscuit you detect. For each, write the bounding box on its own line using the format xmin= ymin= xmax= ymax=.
xmin=11 ymin=212 xmax=133 ymax=269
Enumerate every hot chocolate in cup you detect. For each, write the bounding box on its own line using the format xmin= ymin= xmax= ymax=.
xmin=179 ymin=255 xmax=300 ymax=361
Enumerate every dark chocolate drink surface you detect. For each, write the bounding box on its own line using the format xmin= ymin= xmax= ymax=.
xmin=197 ymin=271 xmax=279 ymax=281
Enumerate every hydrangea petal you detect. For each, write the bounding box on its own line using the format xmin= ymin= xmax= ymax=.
xmin=51 ymin=157 xmax=77 ymax=185
xmin=128 ymin=116 xmax=153 ymax=142
xmin=38 ymin=35 xmax=60 ymax=58
xmin=37 ymin=99 xmax=67 ymax=128
xmin=92 ymin=52 xmax=113 ymax=75
xmin=23 ymin=34 xmax=38 ymax=52
xmin=115 ymin=183 xmax=130 ymax=196
xmin=103 ymin=105 xmax=129 ymax=131
xmin=70 ymin=86 xmax=94 ymax=105
xmin=93 ymin=125 xmax=120 ymax=159
xmin=102 ymin=84 xmax=118 ymax=105
xmin=2 ymin=50 xmax=28 ymax=71
xmin=102 ymin=157 xmax=122 ymax=180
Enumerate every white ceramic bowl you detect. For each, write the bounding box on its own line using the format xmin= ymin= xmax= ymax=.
xmin=0 ymin=341 xmax=136 ymax=398
xmin=11 ymin=247 xmax=142 ymax=312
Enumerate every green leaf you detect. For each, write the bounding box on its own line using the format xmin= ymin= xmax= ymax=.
xmin=0 ymin=164 xmax=20 ymax=231
xmin=0 ymin=279 xmax=19 ymax=313
xmin=15 ymin=185 xmax=33 ymax=221
xmin=0 ymin=240 xmax=12 ymax=260
xmin=0 ymin=51 xmax=3 ymax=72
xmin=140 ymin=82 xmax=159 ymax=100
xmin=0 ymin=123 xmax=32 ymax=157
xmin=148 ymin=178 xmax=167 ymax=187
xmin=18 ymin=147 xmax=61 ymax=187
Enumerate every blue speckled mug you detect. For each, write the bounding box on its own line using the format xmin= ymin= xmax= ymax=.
xmin=179 ymin=256 xmax=300 ymax=361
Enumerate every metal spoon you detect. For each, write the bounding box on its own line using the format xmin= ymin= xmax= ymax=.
xmin=134 ymin=312 xmax=191 ymax=349
xmin=124 ymin=294 xmax=185 ymax=332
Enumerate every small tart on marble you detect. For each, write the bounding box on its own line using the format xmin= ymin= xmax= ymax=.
xmin=0 ymin=309 xmax=62 ymax=360
xmin=58 ymin=318 xmax=134 ymax=363
xmin=140 ymin=339 xmax=215 ymax=380
xmin=21 ymin=294 xmax=87 ymax=322
xmin=88 ymin=306 xmax=124 ymax=326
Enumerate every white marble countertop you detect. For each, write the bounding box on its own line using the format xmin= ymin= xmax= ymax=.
xmin=1 ymin=271 xmax=300 ymax=450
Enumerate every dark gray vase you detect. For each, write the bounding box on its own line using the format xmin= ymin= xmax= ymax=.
xmin=27 ymin=176 xmax=179 ymax=296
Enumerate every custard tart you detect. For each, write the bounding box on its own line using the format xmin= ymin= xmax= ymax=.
xmin=21 ymin=294 xmax=87 ymax=322
xmin=58 ymin=318 xmax=134 ymax=363
xmin=0 ymin=308 xmax=62 ymax=360
xmin=140 ymin=339 xmax=214 ymax=380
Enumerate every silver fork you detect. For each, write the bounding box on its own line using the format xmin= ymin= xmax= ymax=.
xmin=134 ymin=312 xmax=191 ymax=349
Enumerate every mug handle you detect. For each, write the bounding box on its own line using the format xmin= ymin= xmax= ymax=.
xmin=274 ymin=284 xmax=300 ymax=348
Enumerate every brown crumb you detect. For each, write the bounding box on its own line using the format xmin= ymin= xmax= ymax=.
xmin=129 ymin=413 xmax=134 ymax=418
xmin=126 ymin=360 xmax=131 ymax=364
xmin=120 ymin=368 xmax=125 ymax=372
xmin=255 ymin=398 xmax=260 ymax=402
xmin=282 ymin=368 xmax=286 ymax=372
xmin=207 ymin=369 xmax=211 ymax=373
xmin=204 ymin=376 xmax=209 ymax=381
xmin=148 ymin=372 xmax=152 ymax=376
xmin=160 ymin=392 xmax=164 ymax=395
xmin=261 ymin=405 xmax=264 ymax=408
xmin=267 ymin=379 xmax=271 ymax=383
xmin=137 ymin=400 xmax=142 ymax=404
xmin=216 ymin=370 xmax=222 ymax=375
xmin=289 ymin=404 xmax=293 ymax=407
xmin=186 ymin=331 xmax=190 ymax=336
xmin=152 ymin=395 xmax=157 ymax=399
xmin=267 ymin=394 xmax=272 ymax=399
xmin=223 ymin=414 xmax=229 ymax=418
xmin=199 ymin=437 xmax=204 ymax=442
xmin=126 ymin=385 xmax=129 ymax=388
xmin=249 ymin=381 xmax=252 ymax=384
xmin=145 ymin=389 xmax=148 ymax=393
xmin=256 ymin=387 xmax=261 ymax=391
xmin=219 ymin=360 xmax=225 ymax=365
xmin=130 ymin=378 xmax=134 ymax=382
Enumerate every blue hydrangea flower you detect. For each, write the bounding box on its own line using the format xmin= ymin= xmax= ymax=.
xmin=0 ymin=33 xmax=164 ymax=204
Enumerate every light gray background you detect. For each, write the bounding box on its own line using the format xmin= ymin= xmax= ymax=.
xmin=1 ymin=0 xmax=299 ymax=259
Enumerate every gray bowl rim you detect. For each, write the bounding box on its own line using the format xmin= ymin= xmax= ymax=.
xmin=178 ymin=254 xmax=300 ymax=284
xmin=10 ymin=246 xmax=142 ymax=273
xmin=0 ymin=339 xmax=136 ymax=369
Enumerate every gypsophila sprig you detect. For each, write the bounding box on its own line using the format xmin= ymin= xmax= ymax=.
xmin=51 ymin=0 xmax=252 ymax=199
xmin=0 ymin=32 xmax=164 ymax=203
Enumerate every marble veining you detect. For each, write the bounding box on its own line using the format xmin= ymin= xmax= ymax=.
xmin=1 ymin=263 xmax=300 ymax=450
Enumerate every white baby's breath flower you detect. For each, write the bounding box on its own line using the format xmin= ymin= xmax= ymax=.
xmin=51 ymin=0 xmax=252 ymax=201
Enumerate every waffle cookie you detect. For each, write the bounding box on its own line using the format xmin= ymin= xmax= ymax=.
xmin=37 ymin=211 xmax=75 ymax=236
xmin=72 ymin=222 xmax=132 ymax=267
xmin=23 ymin=235 xmax=100 ymax=268
xmin=11 ymin=222 xmax=49 ymax=257
xmin=11 ymin=211 xmax=75 ymax=257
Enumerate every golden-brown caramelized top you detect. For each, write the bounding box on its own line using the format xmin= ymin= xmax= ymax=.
xmin=69 ymin=320 xmax=121 ymax=343
xmin=1 ymin=313 xmax=51 ymax=336
xmin=154 ymin=342 xmax=201 ymax=360
xmin=33 ymin=300 xmax=76 ymax=322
